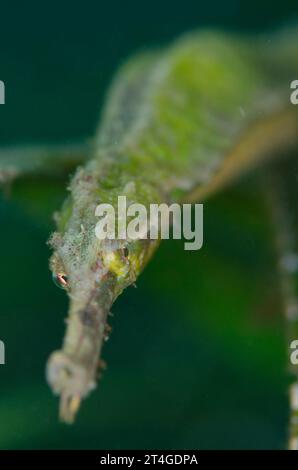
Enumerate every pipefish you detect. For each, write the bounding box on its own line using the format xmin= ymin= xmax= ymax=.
xmin=1 ymin=28 xmax=298 ymax=446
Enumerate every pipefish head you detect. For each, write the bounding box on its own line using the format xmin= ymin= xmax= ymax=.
xmin=49 ymin=167 xmax=160 ymax=304
xmin=47 ymin=238 xmax=157 ymax=422
xmin=49 ymin=229 xmax=157 ymax=310
xmin=46 ymin=179 xmax=159 ymax=422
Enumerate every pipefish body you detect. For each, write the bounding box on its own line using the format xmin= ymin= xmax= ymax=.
xmin=2 ymin=28 xmax=298 ymax=434
xmin=47 ymin=29 xmax=298 ymax=424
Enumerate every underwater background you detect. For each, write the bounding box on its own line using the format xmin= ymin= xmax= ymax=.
xmin=0 ymin=0 xmax=298 ymax=449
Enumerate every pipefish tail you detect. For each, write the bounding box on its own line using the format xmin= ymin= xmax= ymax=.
xmin=9 ymin=28 xmax=298 ymax=426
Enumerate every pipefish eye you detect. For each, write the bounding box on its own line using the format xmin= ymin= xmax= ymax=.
xmin=52 ymin=272 xmax=69 ymax=290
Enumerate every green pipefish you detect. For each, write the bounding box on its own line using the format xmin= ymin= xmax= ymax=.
xmin=1 ymin=28 xmax=298 ymax=445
